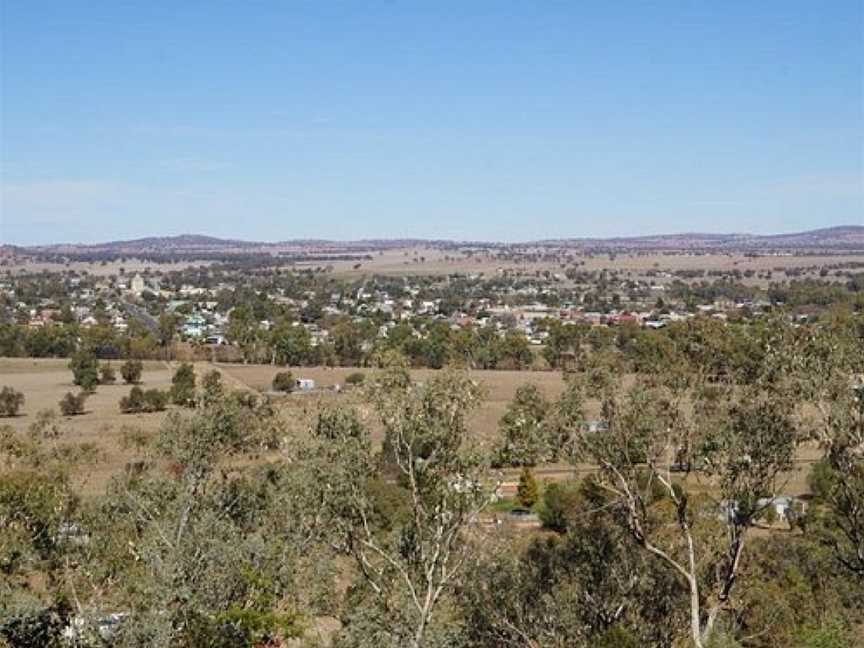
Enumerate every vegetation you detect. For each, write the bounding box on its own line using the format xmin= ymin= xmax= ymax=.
xmin=0 ymin=387 xmax=25 ymax=417
xmin=1 ymin=293 xmax=863 ymax=646
xmin=120 ymin=359 xmax=143 ymax=384
xmin=344 ymin=371 xmax=365 ymax=386
xmin=271 ymin=370 xmax=295 ymax=393
xmin=516 ymin=466 xmax=539 ymax=509
xmin=58 ymin=391 xmax=87 ymax=416
xmin=99 ymin=362 xmax=116 ymax=384
xmin=119 ymin=386 xmax=168 ymax=413
xmin=169 ymin=363 xmax=196 ymax=406
xmin=68 ymin=350 xmax=99 ymax=392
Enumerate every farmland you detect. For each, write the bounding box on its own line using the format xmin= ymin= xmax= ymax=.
xmin=1 ymin=358 xmax=821 ymax=498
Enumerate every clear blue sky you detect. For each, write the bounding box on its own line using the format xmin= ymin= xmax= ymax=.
xmin=1 ymin=1 xmax=862 ymax=245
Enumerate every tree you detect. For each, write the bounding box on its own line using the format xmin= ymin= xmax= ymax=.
xmin=793 ymin=319 xmax=864 ymax=577
xmin=99 ymin=362 xmax=116 ymax=384
xmin=0 ymin=387 xmax=25 ymax=417
xmin=494 ymin=384 xmax=550 ymax=466
xmin=460 ymin=477 xmax=683 ymax=647
xmin=81 ymin=397 xmax=308 ymax=646
xmin=157 ymin=312 xmax=177 ymax=360
xmin=573 ymin=372 xmax=801 ymax=648
xmin=313 ymin=369 xmax=494 ymax=647
xmin=516 ymin=467 xmax=539 ymax=509
xmin=68 ymin=350 xmax=99 ymax=392
xmin=170 ymin=363 xmax=196 ymax=407
xmin=269 ymin=321 xmax=312 ymax=366
xmin=59 ymin=392 xmax=87 ymax=416
xmin=200 ymin=370 xmax=224 ymax=406
xmin=120 ymin=359 xmax=143 ymax=384
xmin=543 ymin=320 xmax=587 ymax=369
xmin=227 ymin=305 xmax=259 ymax=364
xmin=271 ymin=371 xmax=295 ymax=393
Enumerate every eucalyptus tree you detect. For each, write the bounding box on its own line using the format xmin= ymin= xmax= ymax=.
xmin=790 ymin=314 xmax=864 ymax=577
xmin=572 ymin=354 xmax=802 ymax=647
xmin=310 ymin=368 xmax=496 ymax=648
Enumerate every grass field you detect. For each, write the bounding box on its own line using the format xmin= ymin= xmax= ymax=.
xmin=1 ymin=358 xmax=820 ymax=499
xmin=6 ymin=248 xmax=861 ymax=286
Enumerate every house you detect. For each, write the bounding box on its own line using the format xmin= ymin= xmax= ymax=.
xmin=755 ymin=496 xmax=804 ymax=524
xmin=297 ymin=378 xmax=315 ymax=391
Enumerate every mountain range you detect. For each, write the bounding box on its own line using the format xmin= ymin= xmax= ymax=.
xmin=6 ymin=225 xmax=864 ymax=256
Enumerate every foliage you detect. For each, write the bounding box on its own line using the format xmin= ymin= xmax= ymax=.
xmin=271 ymin=371 xmax=295 ymax=393
xmin=493 ymin=384 xmax=550 ymax=466
xmin=58 ymin=391 xmax=87 ymax=416
xmin=170 ymin=363 xmax=196 ymax=406
xmin=315 ymin=369 xmax=493 ymax=647
xmin=120 ymin=358 xmax=143 ymax=384
xmin=120 ymin=387 xmax=168 ymax=414
xmin=0 ymin=388 xmax=25 ymax=418
xmin=345 ymin=371 xmax=366 ymax=386
xmin=68 ymin=349 xmax=99 ymax=391
xmin=515 ymin=467 xmax=539 ymax=509
xmin=99 ymin=362 xmax=117 ymax=384
xmin=538 ymin=479 xmax=582 ymax=532
xmin=200 ymin=370 xmax=224 ymax=406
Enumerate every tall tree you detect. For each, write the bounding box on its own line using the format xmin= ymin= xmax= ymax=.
xmin=312 ymin=369 xmax=494 ymax=647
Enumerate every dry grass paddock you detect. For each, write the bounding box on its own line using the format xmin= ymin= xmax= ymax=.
xmin=1 ymin=358 xmax=820 ymax=499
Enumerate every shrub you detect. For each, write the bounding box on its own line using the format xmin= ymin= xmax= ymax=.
xmin=516 ymin=467 xmax=539 ymax=509
xmin=121 ymin=387 xmax=168 ymax=413
xmin=170 ymin=363 xmax=196 ymax=406
xmin=201 ymin=370 xmax=224 ymax=404
xmin=142 ymin=389 xmax=168 ymax=412
xmin=59 ymin=391 xmax=88 ymax=416
xmin=538 ymin=480 xmax=582 ymax=532
xmin=69 ymin=350 xmax=99 ymax=391
xmin=121 ymin=359 xmax=143 ymax=384
xmin=29 ymin=409 xmax=63 ymax=439
xmin=120 ymin=386 xmax=145 ymax=413
xmin=272 ymin=371 xmax=295 ymax=393
xmin=99 ymin=363 xmax=117 ymax=384
xmin=0 ymin=386 xmax=25 ymax=417
xmin=345 ymin=372 xmax=365 ymax=386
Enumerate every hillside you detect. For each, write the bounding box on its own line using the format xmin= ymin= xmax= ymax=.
xmin=17 ymin=225 xmax=864 ymax=257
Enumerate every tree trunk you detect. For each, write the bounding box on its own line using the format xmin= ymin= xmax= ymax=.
xmin=688 ymin=575 xmax=704 ymax=648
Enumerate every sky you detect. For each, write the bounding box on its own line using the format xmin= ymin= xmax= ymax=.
xmin=1 ymin=1 xmax=862 ymax=245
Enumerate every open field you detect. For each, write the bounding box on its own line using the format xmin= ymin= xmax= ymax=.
xmin=4 ymin=246 xmax=861 ymax=291
xmin=1 ymin=358 xmax=821 ymax=498
xmin=0 ymin=257 xmax=212 ymax=276
xmin=321 ymin=248 xmax=864 ymax=282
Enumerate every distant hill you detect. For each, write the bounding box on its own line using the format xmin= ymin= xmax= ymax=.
xmin=534 ymin=226 xmax=864 ymax=250
xmin=18 ymin=225 xmax=864 ymax=256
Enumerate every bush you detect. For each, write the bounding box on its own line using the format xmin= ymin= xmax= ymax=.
xmin=142 ymin=389 xmax=168 ymax=412
xmin=201 ymin=370 xmax=224 ymax=404
xmin=99 ymin=362 xmax=117 ymax=384
xmin=69 ymin=350 xmax=99 ymax=391
xmin=345 ymin=372 xmax=365 ymax=386
xmin=272 ymin=371 xmax=295 ymax=393
xmin=170 ymin=363 xmax=196 ymax=406
xmin=516 ymin=467 xmax=539 ymax=509
xmin=538 ymin=480 xmax=582 ymax=533
xmin=120 ymin=386 xmax=145 ymax=413
xmin=0 ymin=386 xmax=25 ymax=417
xmin=121 ymin=386 xmax=168 ymax=413
xmin=121 ymin=359 xmax=143 ymax=384
xmin=59 ymin=391 xmax=87 ymax=416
